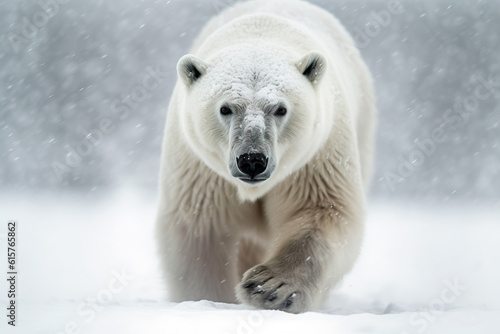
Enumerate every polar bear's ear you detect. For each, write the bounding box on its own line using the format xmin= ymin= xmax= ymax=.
xmin=295 ymin=51 xmax=326 ymax=84
xmin=177 ymin=54 xmax=208 ymax=86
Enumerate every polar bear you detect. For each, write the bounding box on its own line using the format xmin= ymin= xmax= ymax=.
xmin=156 ymin=0 xmax=375 ymax=313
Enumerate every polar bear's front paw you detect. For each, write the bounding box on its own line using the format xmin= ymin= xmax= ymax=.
xmin=236 ymin=264 xmax=307 ymax=313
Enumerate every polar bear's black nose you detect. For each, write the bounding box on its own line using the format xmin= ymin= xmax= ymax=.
xmin=237 ymin=153 xmax=268 ymax=179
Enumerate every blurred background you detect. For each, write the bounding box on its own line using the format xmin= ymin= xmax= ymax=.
xmin=1 ymin=1 xmax=500 ymax=332
xmin=1 ymin=0 xmax=499 ymax=204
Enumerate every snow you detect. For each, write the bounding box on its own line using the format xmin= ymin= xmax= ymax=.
xmin=204 ymin=47 xmax=299 ymax=108
xmin=1 ymin=0 xmax=499 ymax=200
xmin=1 ymin=189 xmax=499 ymax=333
xmin=1 ymin=0 xmax=499 ymax=333
xmin=243 ymin=110 xmax=266 ymax=133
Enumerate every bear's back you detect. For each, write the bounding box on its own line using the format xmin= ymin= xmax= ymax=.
xmin=192 ymin=0 xmax=355 ymax=59
xmin=187 ymin=0 xmax=376 ymax=188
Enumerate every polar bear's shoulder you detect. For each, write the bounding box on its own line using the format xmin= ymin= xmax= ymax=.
xmin=191 ymin=0 xmax=349 ymax=55
xmin=194 ymin=14 xmax=312 ymax=57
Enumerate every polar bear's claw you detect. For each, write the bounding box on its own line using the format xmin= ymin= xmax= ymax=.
xmin=237 ymin=265 xmax=306 ymax=313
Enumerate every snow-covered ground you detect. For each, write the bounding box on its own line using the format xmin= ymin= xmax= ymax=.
xmin=1 ymin=1 xmax=499 ymax=333
xmin=1 ymin=189 xmax=499 ymax=333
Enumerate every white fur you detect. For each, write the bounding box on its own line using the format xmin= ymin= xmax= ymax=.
xmin=156 ymin=0 xmax=376 ymax=313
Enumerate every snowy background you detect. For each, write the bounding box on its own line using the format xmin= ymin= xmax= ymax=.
xmin=0 ymin=0 xmax=499 ymax=333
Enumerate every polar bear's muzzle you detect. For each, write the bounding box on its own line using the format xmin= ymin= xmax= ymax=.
xmin=230 ymin=149 xmax=276 ymax=185
xmin=228 ymin=110 xmax=277 ymax=185
xmin=236 ymin=153 xmax=268 ymax=183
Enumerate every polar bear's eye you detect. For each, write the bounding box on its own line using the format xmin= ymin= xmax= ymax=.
xmin=220 ymin=106 xmax=233 ymax=115
xmin=275 ymin=107 xmax=287 ymax=116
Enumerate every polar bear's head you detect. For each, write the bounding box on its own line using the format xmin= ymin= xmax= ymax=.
xmin=176 ymin=46 xmax=328 ymax=200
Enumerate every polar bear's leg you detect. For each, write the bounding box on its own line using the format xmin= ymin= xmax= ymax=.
xmin=236 ymin=207 xmax=362 ymax=313
xmin=237 ymin=237 xmax=266 ymax=279
xmin=157 ymin=217 xmax=239 ymax=303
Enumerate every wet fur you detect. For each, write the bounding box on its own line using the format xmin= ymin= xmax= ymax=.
xmin=156 ymin=0 xmax=375 ymax=313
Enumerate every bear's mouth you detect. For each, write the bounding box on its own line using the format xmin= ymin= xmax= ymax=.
xmin=229 ymin=153 xmax=275 ymax=186
xmin=238 ymin=177 xmax=268 ymax=184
